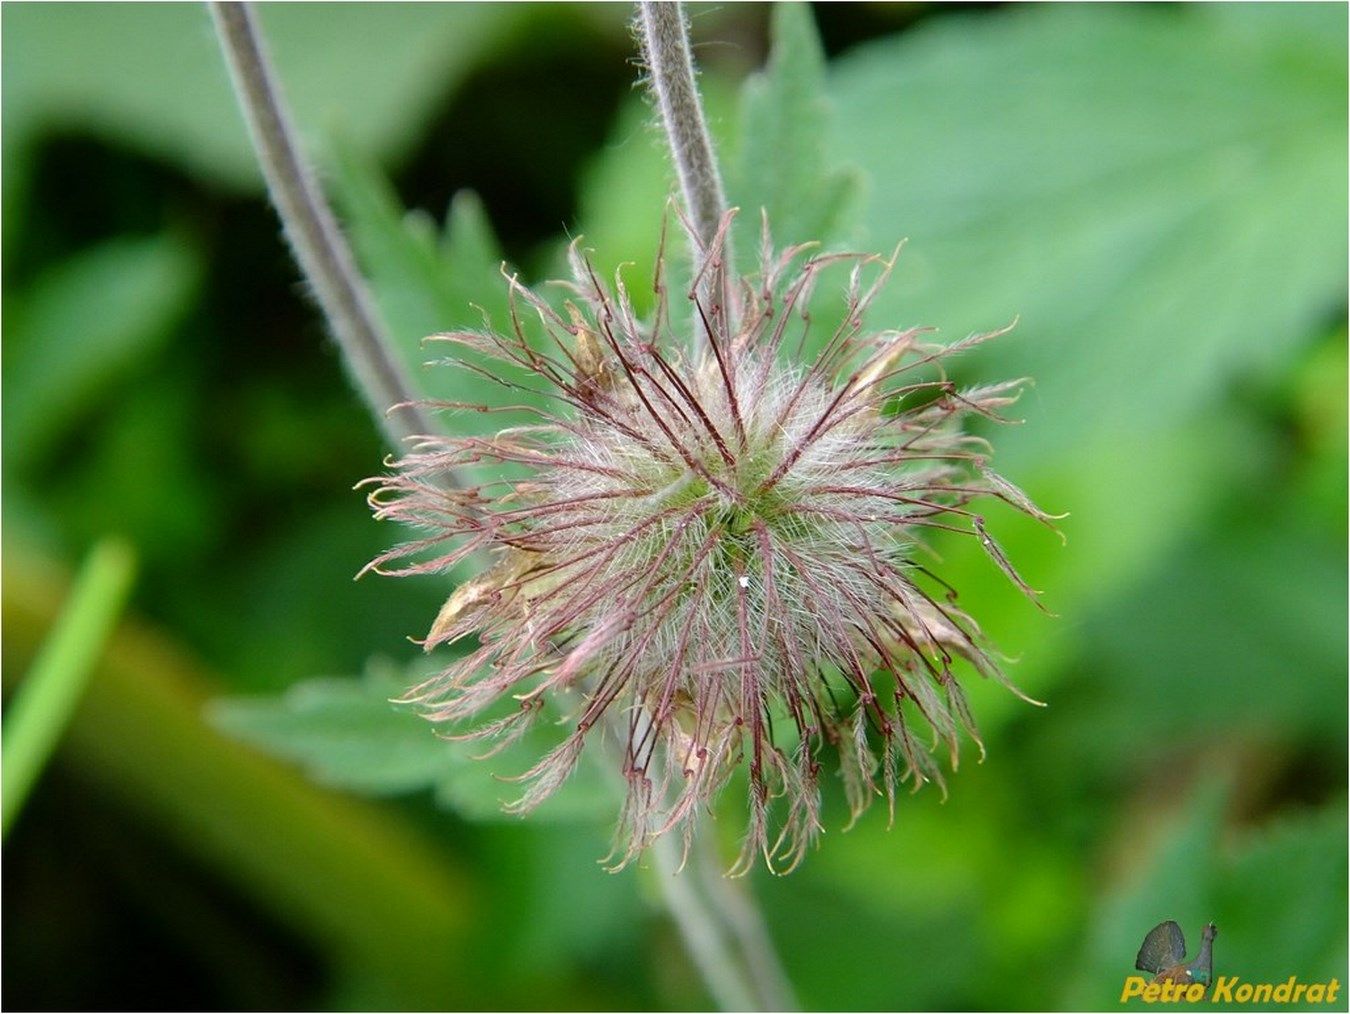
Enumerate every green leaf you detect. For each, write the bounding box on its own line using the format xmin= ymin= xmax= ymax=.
xmin=441 ymin=190 xmax=510 ymax=308
xmin=327 ymin=148 xmax=562 ymax=495
xmin=327 ymin=144 xmax=510 ymax=352
xmin=1214 ymin=809 xmax=1349 ymax=987
xmin=2 ymin=538 xmax=137 ymax=836
xmin=3 ymin=232 xmax=201 ymax=470
xmin=45 ymin=384 xmax=226 ymax=569
xmin=211 ymin=667 xmax=454 ymax=797
xmin=727 ymin=1 xmax=861 ymax=251
xmin=762 ymin=747 xmax=1086 ymax=1010
xmin=1050 ymin=497 xmax=1347 ymax=769
xmin=827 ymin=3 xmax=1346 ymax=466
xmin=326 ymin=145 xmax=551 ymax=448
xmin=1 ymin=4 xmax=531 ymax=190
xmin=209 ymin=661 xmax=614 ymax=823
xmin=571 ymin=95 xmax=676 ymax=313
xmin=573 ymin=77 xmax=736 ymax=318
xmin=802 ymin=4 xmax=1348 ymax=732
xmin=1151 ymin=515 xmax=1347 ymax=742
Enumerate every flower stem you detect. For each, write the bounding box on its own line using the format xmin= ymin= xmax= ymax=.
xmin=637 ymin=1 xmax=733 ymax=273
xmin=650 ymin=834 xmax=759 ymax=1011
xmin=636 ymin=6 xmax=795 ymax=1008
xmin=216 ymin=5 xmax=791 ymax=1008
xmin=208 ymin=1 xmax=440 ymax=452
xmin=691 ymin=834 xmax=799 ymax=1011
xmin=650 ymin=833 xmax=799 ymax=1011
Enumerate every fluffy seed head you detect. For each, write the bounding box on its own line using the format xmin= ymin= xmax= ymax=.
xmin=363 ymin=213 xmax=1057 ymax=873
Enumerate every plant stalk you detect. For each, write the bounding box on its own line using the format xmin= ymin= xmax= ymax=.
xmin=215 ymin=4 xmax=792 ymax=1009
xmin=691 ymin=833 xmax=799 ymax=1011
xmin=209 ymin=1 xmax=439 ymax=453
xmin=637 ymin=1 xmax=734 ymax=276
xmin=636 ymin=5 xmax=795 ymax=1009
xmin=651 ymin=834 xmax=760 ymax=1011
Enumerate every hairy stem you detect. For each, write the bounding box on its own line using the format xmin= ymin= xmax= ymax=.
xmin=637 ymin=1 xmax=733 ymax=275
xmin=691 ymin=833 xmax=799 ymax=1011
xmin=216 ymin=5 xmax=789 ymax=1008
xmin=209 ymin=2 xmax=440 ymax=452
xmin=650 ymin=834 xmax=759 ymax=1011
xmin=635 ymin=7 xmax=794 ymax=1008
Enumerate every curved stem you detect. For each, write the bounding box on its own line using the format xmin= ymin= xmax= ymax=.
xmin=637 ymin=1 xmax=733 ymax=275
xmin=215 ymin=5 xmax=791 ymax=1009
xmin=651 ymin=834 xmax=759 ymax=1012
xmin=650 ymin=832 xmax=799 ymax=1011
xmin=209 ymin=1 xmax=441 ymax=453
xmin=690 ymin=833 xmax=798 ymax=1011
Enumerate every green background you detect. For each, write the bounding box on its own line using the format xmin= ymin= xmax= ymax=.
xmin=3 ymin=3 xmax=1345 ymax=1010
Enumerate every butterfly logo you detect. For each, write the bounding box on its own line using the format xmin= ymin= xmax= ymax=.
xmin=1135 ymin=920 xmax=1218 ymax=988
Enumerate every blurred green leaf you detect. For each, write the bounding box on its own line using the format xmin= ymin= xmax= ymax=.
xmin=327 ymin=146 xmax=555 ymax=470
xmin=2 ymin=538 xmax=136 ymax=836
xmin=727 ymin=2 xmax=861 ymax=252
xmin=827 ymin=3 xmax=1346 ymax=465
xmin=3 ymin=232 xmax=201 ymax=470
xmin=189 ymin=503 xmax=442 ymax=694
xmin=328 ymin=144 xmax=511 ymax=356
xmin=47 ymin=383 xmax=225 ymax=566
xmin=905 ymin=407 xmax=1258 ymax=737
xmin=573 ymin=80 xmax=738 ymax=316
xmin=1214 ymin=808 xmax=1349 ymax=987
xmin=3 ymin=545 xmax=479 ymax=1009
xmin=1050 ymin=495 xmax=1347 ymax=770
xmin=475 ymin=821 xmax=646 ymax=984
xmin=768 ymin=752 xmax=1085 ymax=1011
xmin=795 ymin=3 xmax=1350 ymax=739
xmin=210 ymin=662 xmax=613 ymax=822
xmin=0 ymin=4 xmax=530 ymax=190
xmin=1287 ymin=330 xmax=1348 ymax=528
xmin=1120 ymin=516 xmax=1344 ymax=742
xmin=571 ymin=95 xmax=677 ymax=315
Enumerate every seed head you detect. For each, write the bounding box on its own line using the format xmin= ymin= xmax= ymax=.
xmin=363 ymin=213 xmax=1057 ymax=873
